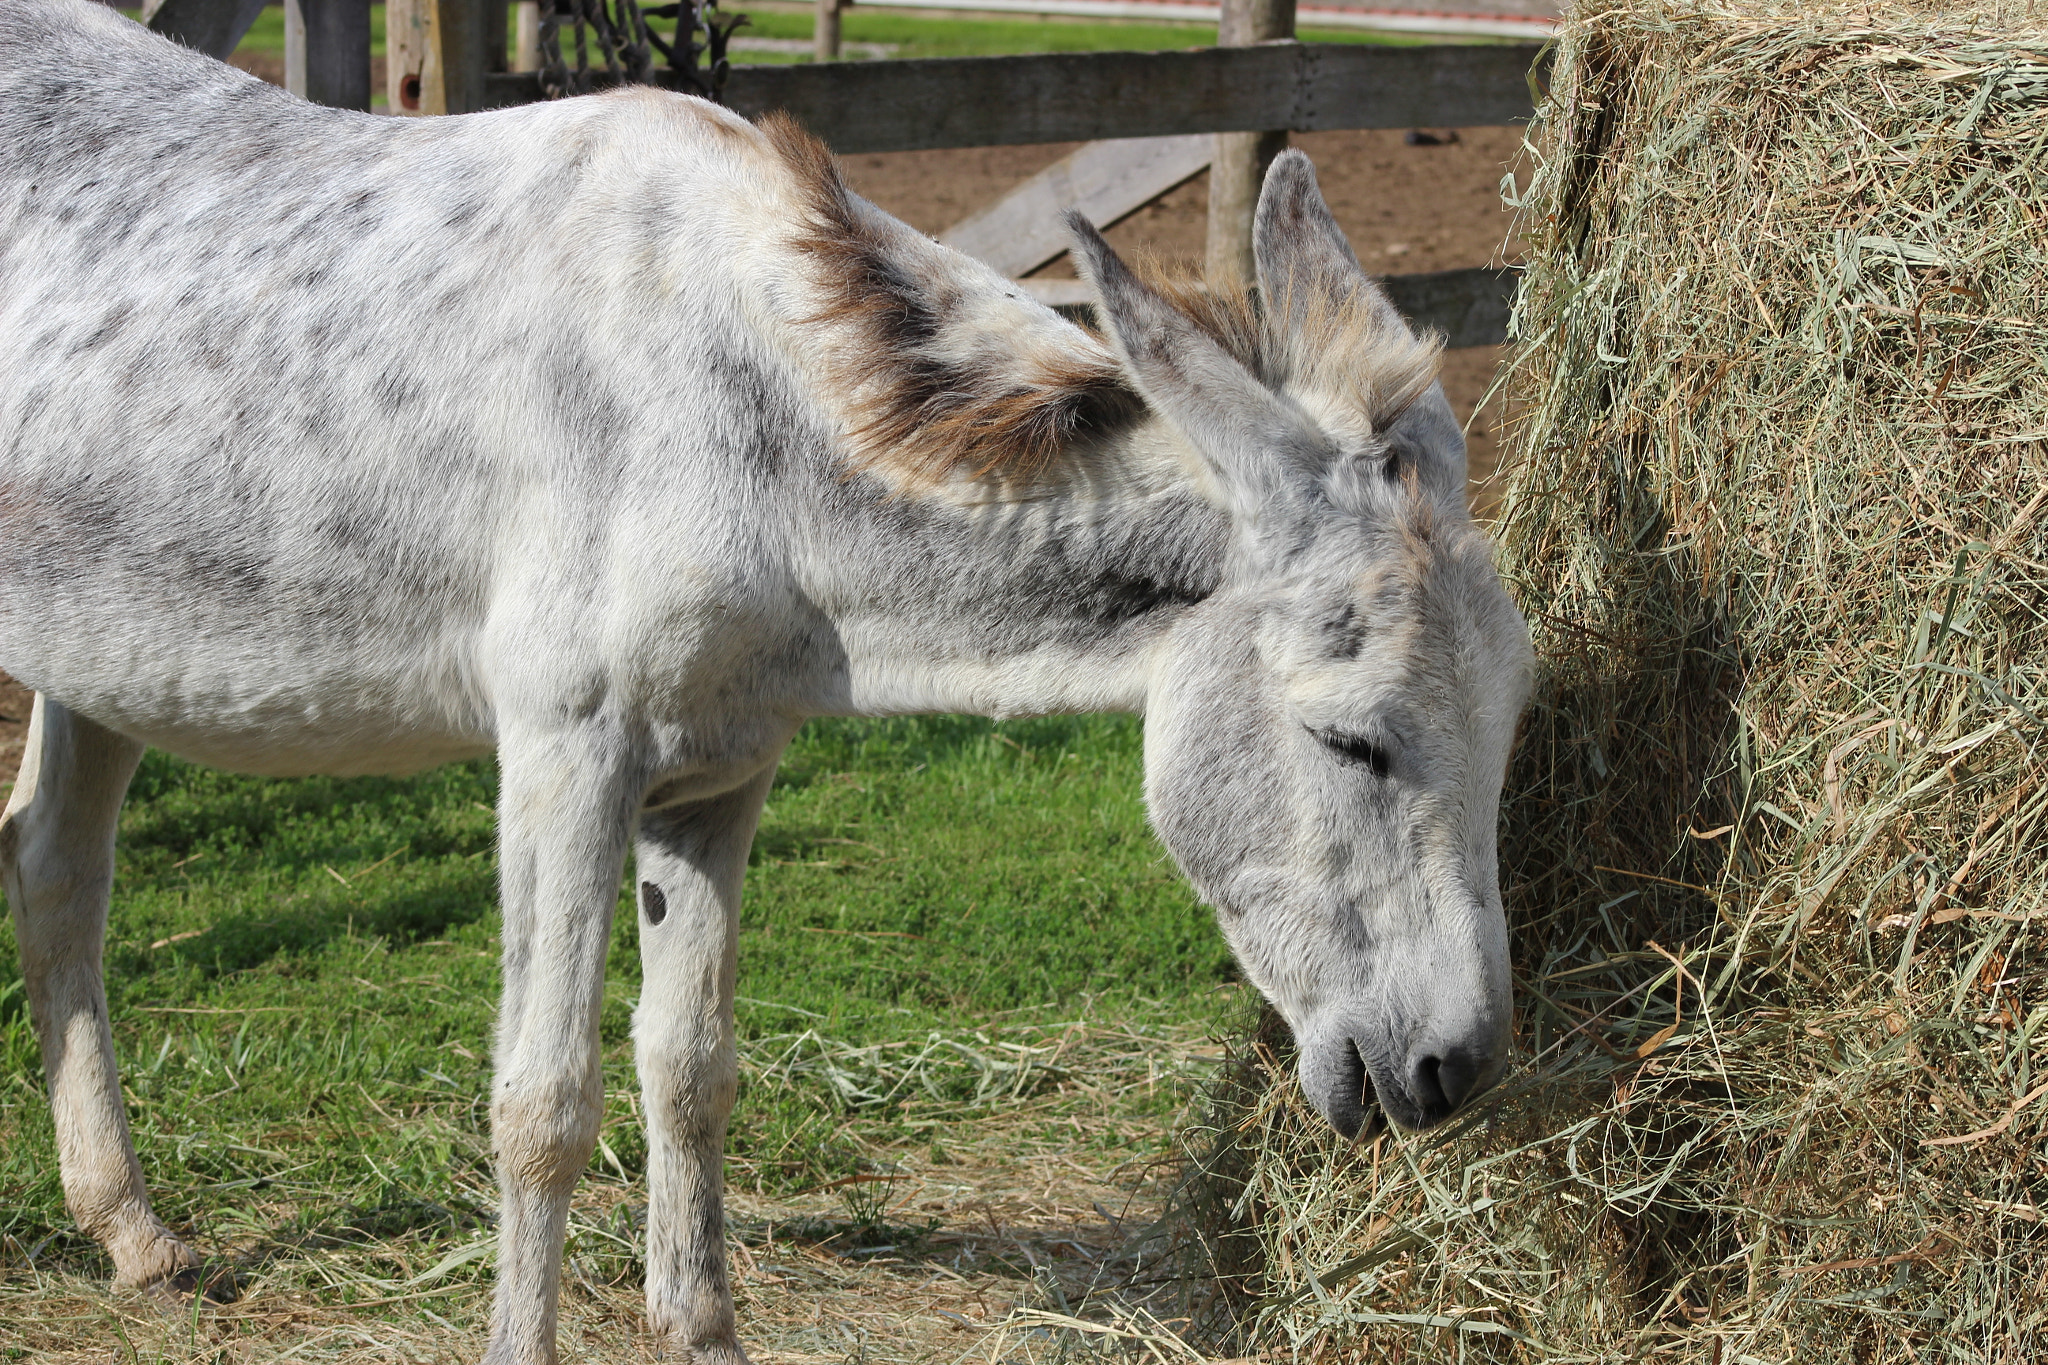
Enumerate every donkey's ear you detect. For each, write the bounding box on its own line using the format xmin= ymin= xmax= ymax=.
xmin=1066 ymin=212 xmax=1322 ymax=520
xmin=1254 ymin=151 xmax=1405 ymax=335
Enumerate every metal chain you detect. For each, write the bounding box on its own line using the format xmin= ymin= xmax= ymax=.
xmin=538 ymin=0 xmax=745 ymax=102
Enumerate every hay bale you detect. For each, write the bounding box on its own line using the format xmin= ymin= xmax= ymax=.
xmin=1176 ymin=3 xmax=2048 ymax=1358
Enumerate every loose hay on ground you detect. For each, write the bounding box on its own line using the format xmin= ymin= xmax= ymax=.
xmin=1178 ymin=3 xmax=2048 ymax=1361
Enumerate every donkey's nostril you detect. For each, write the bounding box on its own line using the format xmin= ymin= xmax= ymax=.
xmin=1412 ymin=1048 xmax=1485 ymax=1119
xmin=1413 ymin=1054 xmax=1447 ymax=1112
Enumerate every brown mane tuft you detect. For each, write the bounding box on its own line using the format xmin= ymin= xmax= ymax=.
xmin=764 ymin=114 xmax=1143 ymax=485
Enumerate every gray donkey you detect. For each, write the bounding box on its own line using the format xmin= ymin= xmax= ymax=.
xmin=0 ymin=1 xmax=1533 ymax=1360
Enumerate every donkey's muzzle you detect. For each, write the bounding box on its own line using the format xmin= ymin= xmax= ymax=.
xmin=1301 ymin=1036 xmax=1377 ymax=1139
xmin=1382 ymin=1023 xmax=1509 ymax=1129
xmin=1301 ymin=1023 xmax=1506 ymax=1135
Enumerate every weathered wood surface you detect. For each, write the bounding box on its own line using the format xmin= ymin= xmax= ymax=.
xmin=143 ymin=0 xmax=269 ymax=59
xmin=1207 ymin=0 xmax=1295 ymax=284
xmin=284 ymin=0 xmax=372 ymax=111
xmin=479 ymin=43 xmax=1546 ymax=151
xmin=940 ymin=134 xmax=1213 ymax=279
xmin=1024 ymin=265 xmax=1517 ymax=349
xmin=387 ymin=0 xmax=425 ymax=111
xmin=1378 ymin=265 xmax=1517 ymax=350
xmin=814 ymin=0 xmax=844 ymax=62
xmin=421 ymin=0 xmax=492 ymax=114
xmin=512 ymin=1 xmax=541 ymax=73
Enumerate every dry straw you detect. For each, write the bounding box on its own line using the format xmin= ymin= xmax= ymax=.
xmin=1174 ymin=2 xmax=2048 ymax=1360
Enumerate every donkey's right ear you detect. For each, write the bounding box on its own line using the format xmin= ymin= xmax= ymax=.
xmin=1066 ymin=213 xmax=1325 ymax=522
xmin=1254 ymin=151 xmax=1405 ymax=338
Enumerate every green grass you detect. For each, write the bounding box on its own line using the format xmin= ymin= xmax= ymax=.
xmin=0 ymin=716 xmax=1230 ymax=1281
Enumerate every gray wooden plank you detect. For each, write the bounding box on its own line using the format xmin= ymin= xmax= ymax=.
xmin=144 ymin=0 xmax=269 ymax=59
xmin=478 ymin=43 xmax=1546 ymax=150
xmin=940 ymin=135 xmax=1213 ymax=279
xmin=285 ymin=0 xmax=372 ymax=111
xmin=1378 ymin=265 xmax=1517 ymax=350
xmin=423 ymin=0 xmax=494 ymax=114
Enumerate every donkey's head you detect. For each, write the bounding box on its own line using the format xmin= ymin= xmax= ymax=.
xmin=1071 ymin=154 xmax=1533 ymax=1135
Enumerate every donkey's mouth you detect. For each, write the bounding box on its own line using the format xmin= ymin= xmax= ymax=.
xmin=1305 ymin=1036 xmax=1382 ymax=1139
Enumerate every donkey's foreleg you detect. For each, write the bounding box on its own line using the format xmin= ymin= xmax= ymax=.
xmin=483 ymin=729 xmax=639 ymax=1365
xmin=0 ymin=696 xmax=196 ymax=1290
xmin=633 ymin=768 xmax=777 ymax=1365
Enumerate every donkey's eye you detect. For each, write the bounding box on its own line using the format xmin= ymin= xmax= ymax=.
xmin=1315 ymin=729 xmax=1392 ymax=777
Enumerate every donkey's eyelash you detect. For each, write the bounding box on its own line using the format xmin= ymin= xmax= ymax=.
xmin=1314 ymin=729 xmax=1392 ymax=777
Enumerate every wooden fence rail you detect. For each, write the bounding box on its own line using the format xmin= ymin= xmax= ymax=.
xmin=480 ymin=41 xmax=1545 ymax=155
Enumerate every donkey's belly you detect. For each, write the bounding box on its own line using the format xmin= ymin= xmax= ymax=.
xmin=0 ymin=576 xmax=497 ymax=778
xmin=105 ymin=717 xmax=491 ymax=779
xmin=5 ymin=657 xmax=495 ymax=778
xmin=5 ymin=650 xmax=496 ymax=777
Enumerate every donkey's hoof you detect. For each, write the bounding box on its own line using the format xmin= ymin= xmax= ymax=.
xmin=145 ymin=1262 xmax=239 ymax=1305
xmin=126 ymin=1243 xmax=237 ymax=1307
xmin=654 ymin=1337 xmax=751 ymax=1365
xmin=111 ymin=1227 xmax=204 ymax=1294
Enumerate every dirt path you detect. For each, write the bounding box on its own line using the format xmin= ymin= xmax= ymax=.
xmin=0 ymin=671 xmax=28 ymax=792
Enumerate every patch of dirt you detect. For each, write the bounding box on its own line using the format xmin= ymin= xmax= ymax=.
xmin=0 ymin=671 xmax=29 ymax=793
xmin=841 ymin=127 xmax=1526 ymax=510
xmin=841 ymin=127 xmax=1524 ymax=275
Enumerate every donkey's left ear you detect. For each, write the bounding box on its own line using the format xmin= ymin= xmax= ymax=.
xmin=1067 ymin=212 xmax=1324 ymax=521
xmin=1254 ymin=152 xmax=1404 ymax=334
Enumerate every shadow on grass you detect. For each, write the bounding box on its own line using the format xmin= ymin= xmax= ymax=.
xmin=108 ymin=867 xmax=501 ymax=982
xmin=121 ymin=755 xmax=497 ymax=874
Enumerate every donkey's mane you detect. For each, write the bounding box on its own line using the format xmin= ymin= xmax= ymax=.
xmin=766 ymin=115 xmax=1142 ymax=484
xmin=764 ymin=115 xmax=1443 ymax=485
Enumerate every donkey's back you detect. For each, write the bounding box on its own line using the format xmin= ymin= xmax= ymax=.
xmin=0 ymin=0 xmax=793 ymax=775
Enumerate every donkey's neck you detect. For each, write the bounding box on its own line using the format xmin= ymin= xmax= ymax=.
xmin=794 ymin=421 xmax=1229 ymax=719
xmin=758 ymin=157 xmax=1232 ymax=719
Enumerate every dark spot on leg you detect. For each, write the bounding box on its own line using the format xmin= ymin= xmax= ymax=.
xmin=641 ymin=881 xmax=667 ymax=926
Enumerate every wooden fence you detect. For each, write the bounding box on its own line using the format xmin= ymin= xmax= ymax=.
xmin=481 ymin=42 xmax=1543 ymax=151
xmin=143 ymin=0 xmax=1543 ymax=345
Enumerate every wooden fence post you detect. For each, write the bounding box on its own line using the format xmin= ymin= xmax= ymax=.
xmin=387 ymin=0 xmax=430 ymax=113
xmin=143 ymin=0 xmax=269 ymax=60
xmin=419 ymin=0 xmax=492 ymax=115
xmin=1204 ymin=0 xmax=1295 ymax=285
xmin=284 ymin=0 xmax=372 ymax=111
xmin=815 ymin=0 xmax=845 ymax=62
xmin=513 ymin=1 xmax=542 ymax=72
